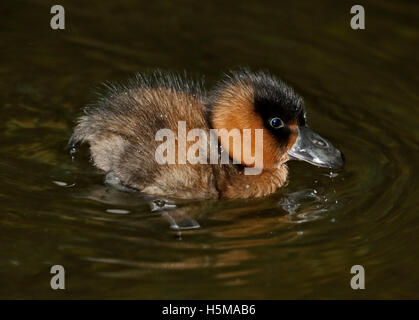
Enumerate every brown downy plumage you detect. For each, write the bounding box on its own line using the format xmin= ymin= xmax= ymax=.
xmin=69 ymin=69 xmax=344 ymax=199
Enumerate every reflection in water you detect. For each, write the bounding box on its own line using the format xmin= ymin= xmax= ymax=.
xmin=78 ymin=184 xmax=201 ymax=230
xmin=279 ymin=187 xmax=340 ymax=223
xmin=67 ymin=181 xmax=341 ymax=283
xmin=86 ymin=248 xmax=254 ymax=271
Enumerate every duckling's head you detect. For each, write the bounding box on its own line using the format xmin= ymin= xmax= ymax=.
xmin=209 ymin=70 xmax=344 ymax=171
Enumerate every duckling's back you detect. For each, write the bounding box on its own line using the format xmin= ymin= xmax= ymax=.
xmin=70 ymin=72 xmax=219 ymax=199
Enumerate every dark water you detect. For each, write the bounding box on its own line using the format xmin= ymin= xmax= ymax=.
xmin=0 ymin=0 xmax=418 ymax=299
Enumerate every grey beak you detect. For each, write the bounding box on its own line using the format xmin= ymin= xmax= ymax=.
xmin=287 ymin=126 xmax=344 ymax=169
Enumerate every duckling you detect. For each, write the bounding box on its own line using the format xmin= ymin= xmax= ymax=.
xmin=69 ymin=70 xmax=344 ymax=200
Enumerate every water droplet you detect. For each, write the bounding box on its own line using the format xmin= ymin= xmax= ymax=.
xmin=155 ymin=200 xmax=165 ymax=207
xmin=106 ymin=209 xmax=130 ymax=215
xmin=53 ymin=180 xmax=76 ymax=188
xmin=53 ymin=180 xmax=67 ymax=187
xmin=151 ymin=199 xmax=177 ymax=212
xmin=10 ymin=260 xmax=20 ymax=266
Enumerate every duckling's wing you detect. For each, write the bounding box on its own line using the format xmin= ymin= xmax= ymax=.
xmin=70 ymin=72 xmax=218 ymax=199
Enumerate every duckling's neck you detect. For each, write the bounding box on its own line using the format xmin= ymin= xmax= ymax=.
xmin=216 ymin=161 xmax=288 ymax=199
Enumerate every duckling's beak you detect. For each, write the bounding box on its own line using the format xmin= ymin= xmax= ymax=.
xmin=287 ymin=126 xmax=344 ymax=169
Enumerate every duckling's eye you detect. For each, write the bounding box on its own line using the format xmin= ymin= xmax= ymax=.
xmin=269 ymin=117 xmax=284 ymax=129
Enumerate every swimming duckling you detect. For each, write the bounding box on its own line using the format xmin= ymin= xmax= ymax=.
xmin=69 ymin=70 xmax=344 ymax=200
